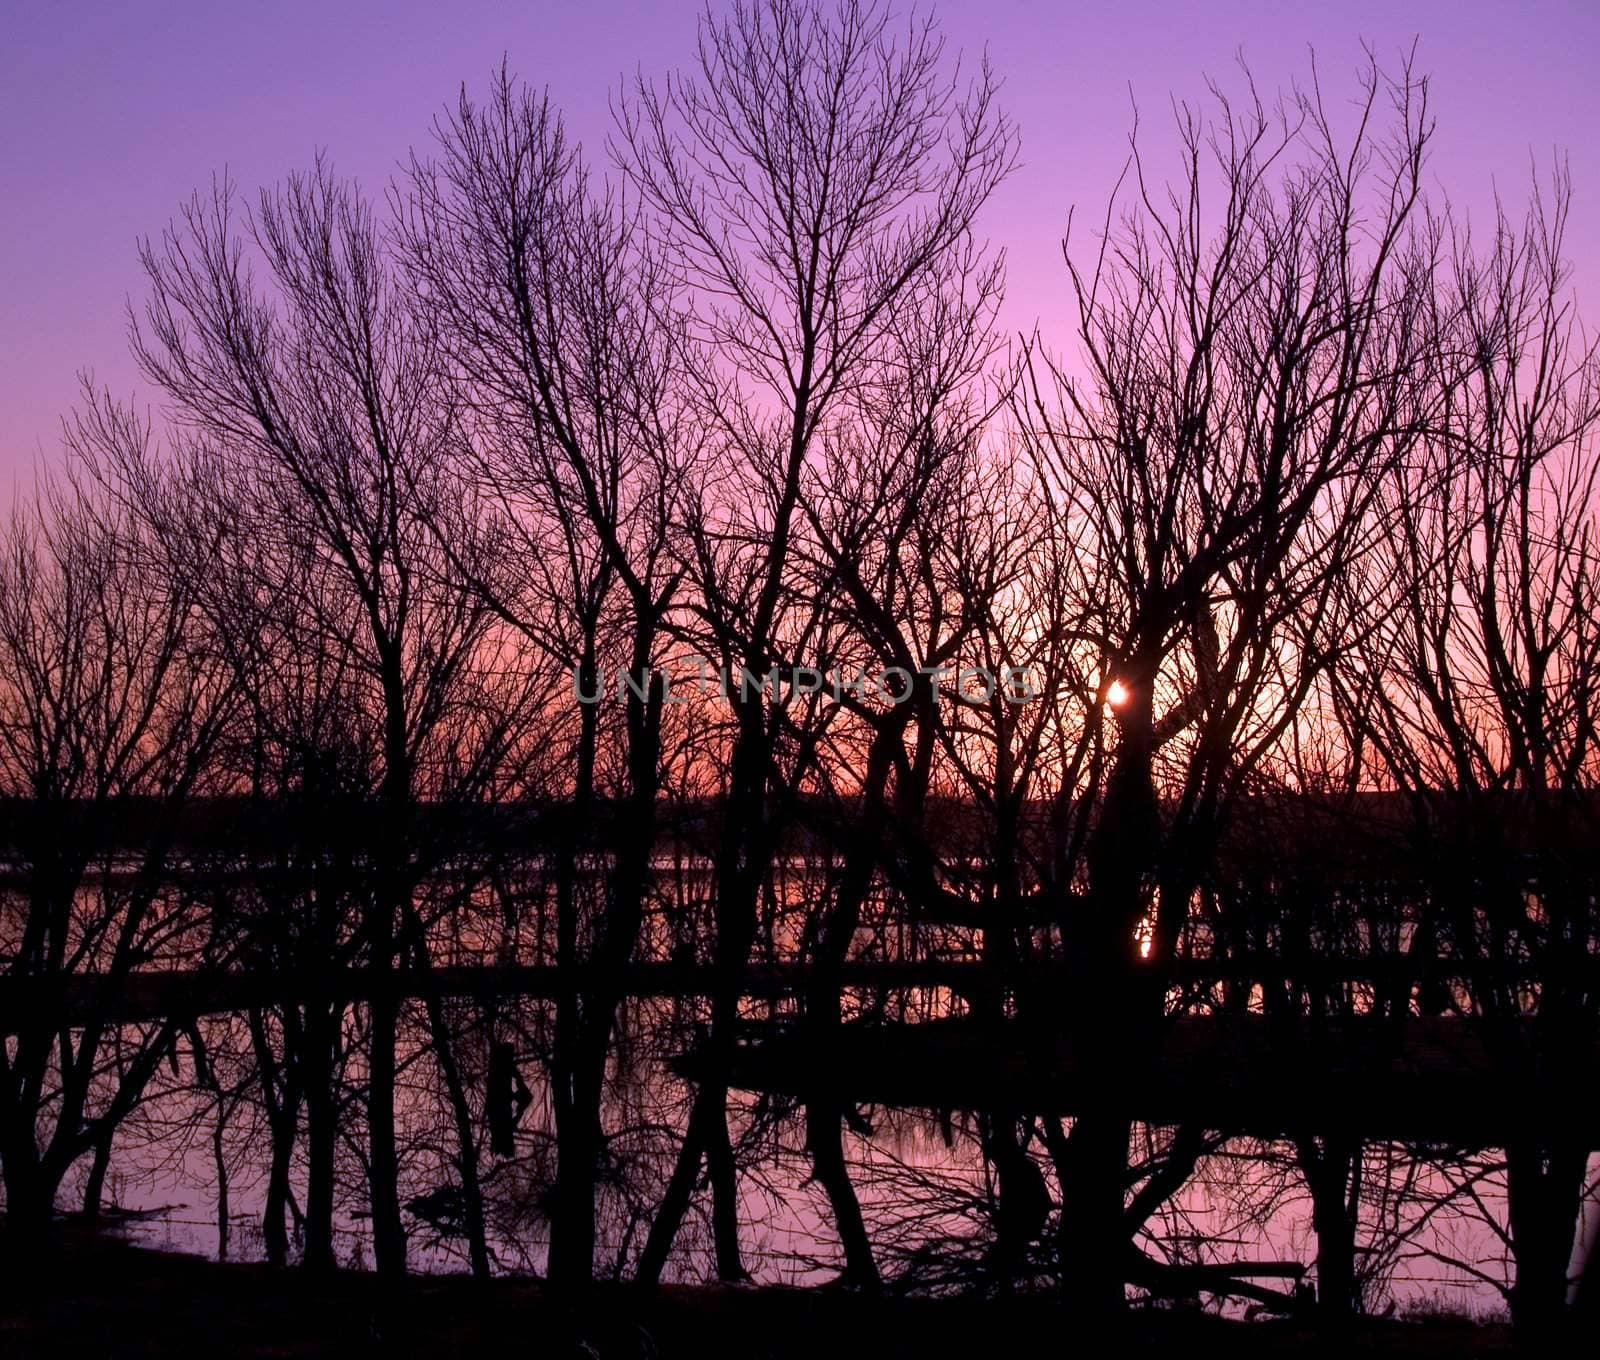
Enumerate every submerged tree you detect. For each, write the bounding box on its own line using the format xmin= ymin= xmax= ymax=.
xmin=1018 ymin=49 xmax=1444 ymax=1313
xmin=1345 ymin=166 xmax=1600 ymax=1332
xmin=127 ymin=163 xmax=546 ymax=1278
xmin=0 ymin=468 xmax=233 ymax=1257
xmin=401 ymin=67 xmax=695 ymax=1285
xmin=615 ymin=0 xmax=1016 ymax=1284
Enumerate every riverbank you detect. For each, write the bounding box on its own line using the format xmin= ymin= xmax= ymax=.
xmin=0 ymin=1228 xmax=1522 ymax=1357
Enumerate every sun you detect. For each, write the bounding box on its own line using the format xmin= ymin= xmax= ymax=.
xmin=1106 ymin=679 xmax=1129 ymax=707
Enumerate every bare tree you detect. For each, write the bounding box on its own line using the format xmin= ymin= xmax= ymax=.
xmin=127 ymin=163 xmax=544 ymax=1278
xmin=615 ymin=0 xmax=1016 ymax=1283
xmin=1017 ymin=50 xmax=1441 ymax=1312
xmin=0 ymin=467 xmax=232 ymax=1256
xmin=1346 ymin=164 xmax=1600 ymax=1333
xmin=400 ymin=66 xmax=695 ymax=1284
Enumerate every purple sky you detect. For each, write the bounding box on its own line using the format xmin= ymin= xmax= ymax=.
xmin=4 ymin=0 xmax=1598 ymax=485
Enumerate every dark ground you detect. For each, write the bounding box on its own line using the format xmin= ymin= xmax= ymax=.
xmin=0 ymin=1229 xmax=1527 ymax=1358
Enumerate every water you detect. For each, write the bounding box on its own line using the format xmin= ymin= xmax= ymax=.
xmin=14 ymin=857 xmax=1595 ymax=1317
xmin=75 ymin=993 xmax=1592 ymax=1319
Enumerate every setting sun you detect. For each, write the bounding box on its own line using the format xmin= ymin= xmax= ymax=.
xmin=1106 ymin=679 xmax=1129 ymax=707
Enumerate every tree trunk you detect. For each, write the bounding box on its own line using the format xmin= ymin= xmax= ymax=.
xmin=1056 ymin=1113 xmax=1130 ymax=1314
xmin=80 ymin=1126 xmax=114 ymax=1220
xmin=1298 ymin=1133 xmax=1361 ymax=1320
xmin=368 ymin=659 xmax=412 ymax=1281
xmin=1 ymin=1151 xmax=56 ymax=1264
xmin=639 ymin=665 xmax=771 ymax=1288
xmin=635 ymin=1086 xmax=710 ymax=1287
xmin=367 ymin=996 xmax=407 ymax=1276
xmin=262 ymin=1113 xmax=294 ymax=1268
xmin=550 ymin=646 xmax=662 ymax=1287
xmin=302 ymin=1008 xmax=338 ymax=1273
xmin=799 ymin=724 xmax=898 ymax=1292
xmin=547 ymin=643 xmax=597 ymax=1287
xmin=549 ymin=1089 xmax=600 ymax=1285
xmin=423 ymin=994 xmax=491 ymax=1280
xmin=1506 ymin=1134 xmax=1585 ymax=1335
xmin=213 ymin=1106 xmax=231 ymax=1261
xmin=805 ymin=1102 xmax=878 ymax=1289
xmin=705 ymin=1090 xmax=744 ymax=1282
xmin=1054 ymin=684 xmax=1155 ymax=1315
xmin=634 ymin=1076 xmax=745 ymax=1286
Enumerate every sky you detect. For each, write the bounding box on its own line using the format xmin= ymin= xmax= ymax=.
xmin=4 ymin=0 xmax=1598 ymax=486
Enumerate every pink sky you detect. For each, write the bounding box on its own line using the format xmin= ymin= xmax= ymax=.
xmin=4 ymin=0 xmax=1597 ymax=484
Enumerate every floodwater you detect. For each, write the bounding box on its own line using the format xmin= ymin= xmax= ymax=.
xmin=86 ymin=995 xmax=1594 ymax=1319
xmin=17 ymin=859 xmax=1598 ymax=1315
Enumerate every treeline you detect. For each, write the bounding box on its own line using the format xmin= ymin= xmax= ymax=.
xmin=2 ymin=0 xmax=1598 ymax=1336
